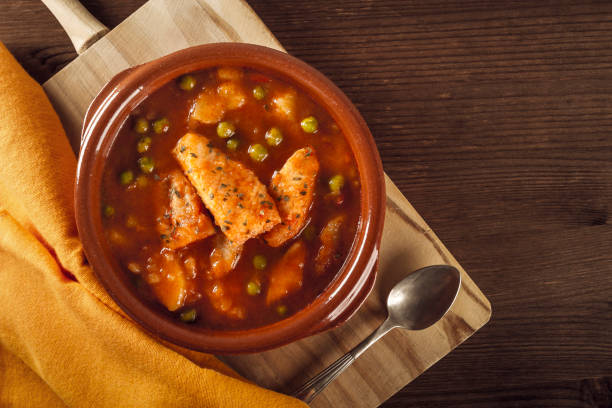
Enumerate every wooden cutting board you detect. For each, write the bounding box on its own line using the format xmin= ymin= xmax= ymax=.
xmin=42 ymin=0 xmax=492 ymax=406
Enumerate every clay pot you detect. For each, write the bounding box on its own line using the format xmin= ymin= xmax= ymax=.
xmin=76 ymin=43 xmax=385 ymax=353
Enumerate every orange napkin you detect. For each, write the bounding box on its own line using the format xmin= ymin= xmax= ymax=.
xmin=0 ymin=42 xmax=306 ymax=408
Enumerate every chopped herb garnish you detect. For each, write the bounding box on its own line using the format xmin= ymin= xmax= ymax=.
xmin=216 ymin=166 xmax=223 ymax=171
xmin=190 ymin=152 xmax=198 ymax=158
xmin=220 ymin=183 xmax=227 ymax=188
xmin=299 ymin=191 xmax=307 ymax=196
xmin=238 ymin=203 xmax=244 ymax=209
xmin=224 ymin=220 xmax=233 ymax=224
xmin=180 ymin=145 xmax=186 ymax=153
xmin=160 ymin=234 xmax=168 ymax=239
xmin=283 ymin=195 xmax=290 ymax=201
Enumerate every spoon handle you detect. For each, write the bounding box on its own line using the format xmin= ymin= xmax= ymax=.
xmin=292 ymin=318 xmax=396 ymax=403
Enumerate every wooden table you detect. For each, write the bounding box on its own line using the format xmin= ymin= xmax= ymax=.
xmin=2 ymin=1 xmax=611 ymax=406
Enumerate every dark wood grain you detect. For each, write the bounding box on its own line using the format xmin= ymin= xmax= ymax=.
xmin=1 ymin=0 xmax=610 ymax=407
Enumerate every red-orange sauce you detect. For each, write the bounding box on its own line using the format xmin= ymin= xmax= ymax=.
xmin=101 ymin=67 xmax=361 ymax=330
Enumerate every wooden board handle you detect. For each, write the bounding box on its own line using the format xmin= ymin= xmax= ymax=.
xmin=41 ymin=0 xmax=109 ymax=54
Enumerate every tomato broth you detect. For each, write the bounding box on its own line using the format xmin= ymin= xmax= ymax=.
xmin=101 ymin=66 xmax=361 ymax=330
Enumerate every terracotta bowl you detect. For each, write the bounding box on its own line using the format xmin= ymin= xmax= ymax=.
xmin=76 ymin=43 xmax=385 ymax=354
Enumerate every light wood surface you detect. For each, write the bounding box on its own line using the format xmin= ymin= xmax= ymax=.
xmin=41 ymin=0 xmax=491 ymax=406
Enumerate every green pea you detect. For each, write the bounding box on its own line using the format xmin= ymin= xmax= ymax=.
xmin=265 ymin=127 xmax=283 ymax=146
xmin=226 ymin=138 xmax=240 ymax=151
xmin=248 ymin=144 xmax=268 ymax=162
xmin=276 ymin=305 xmax=288 ymax=316
xmin=328 ymin=174 xmax=345 ymax=194
xmin=138 ymin=156 xmax=155 ymax=173
xmin=179 ymin=308 xmax=197 ymax=323
xmin=253 ymin=254 xmax=267 ymax=270
xmin=217 ymin=121 xmax=236 ymax=139
xmin=137 ymin=136 xmax=152 ymax=153
xmin=119 ymin=170 xmax=134 ymax=185
xmin=103 ymin=205 xmax=115 ymax=218
xmin=300 ymin=116 xmax=318 ymax=133
xmin=252 ymin=85 xmax=266 ymax=100
xmin=178 ymin=75 xmax=196 ymax=91
xmin=133 ymin=117 xmax=149 ymax=134
xmin=152 ymin=117 xmax=170 ymax=134
xmin=246 ymin=281 xmax=261 ymax=296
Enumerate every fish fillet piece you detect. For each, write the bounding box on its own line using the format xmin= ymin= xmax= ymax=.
xmin=266 ymin=241 xmax=306 ymax=305
xmin=173 ymin=132 xmax=281 ymax=245
xmin=314 ymin=215 xmax=346 ymax=276
xmin=157 ymin=170 xmax=216 ymax=249
xmin=264 ymin=147 xmax=319 ymax=247
xmin=209 ymin=235 xmax=243 ymax=279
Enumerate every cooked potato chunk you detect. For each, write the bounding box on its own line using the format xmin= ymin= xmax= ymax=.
xmin=314 ymin=215 xmax=346 ymax=276
xmin=217 ymin=81 xmax=246 ymax=110
xmin=271 ymin=88 xmax=297 ymax=119
xmin=157 ymin=171 xmax=216 ymax=249
xmin=190 ymin=89 xmax=225 ymax=124
xmin=264 ymin=147 xmax=319 ymax=247
xmin=206 ymin=280 xmax=246 ymax=320
xmin=266 ymin=241 xmax=306 ymax=305
xmin=173 ymin=132 xmax=281 ymax=244
xmin=145 ymin=251 xmax=194 ymax=311
xmin=217 ymin=66 xmax=243 ymax=81
xmin=190 ymin=78 xmax=247 ymax=124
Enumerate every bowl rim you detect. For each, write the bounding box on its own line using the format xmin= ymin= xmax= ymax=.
xmin=76 ymin=42 xmax=386 ymax=353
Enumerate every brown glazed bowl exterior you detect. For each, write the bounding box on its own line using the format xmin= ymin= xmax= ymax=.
xmin=76 ymin=43 xmax=385 ymax=354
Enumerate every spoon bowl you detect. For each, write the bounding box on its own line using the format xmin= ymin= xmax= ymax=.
xmin=388 ymin=265 xmax=461 ymax=330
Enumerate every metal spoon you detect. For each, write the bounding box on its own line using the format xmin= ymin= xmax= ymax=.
xmin=292 ymin=264 xmax=461 ymax=403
